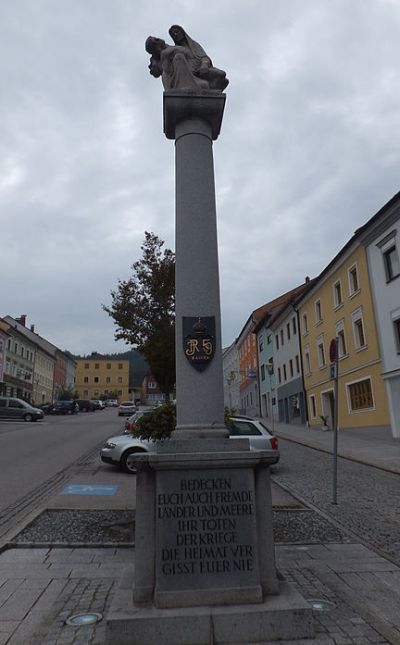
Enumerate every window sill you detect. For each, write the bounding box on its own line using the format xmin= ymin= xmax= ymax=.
xmin=349 ymin=288 xmax=361 ymax=299
xmin=334 ymin=303 xmax=344 ymax=312
xmin=355 ymin=344 xmax=367 ymax=353
xmin=349 ymin=406 xmax=375 ymax=414
xmin=339 ymin=353 xmax=349 ymax=361
xmin=315 ymin=320 xmax=323 ymax=327
xmin=386 ymin=273 xmax=400 ymax=284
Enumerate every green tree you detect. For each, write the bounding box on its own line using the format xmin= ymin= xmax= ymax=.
xmin=58 ymin=387 xmax=79 ymax=401
xmin=103 ymin=232 xmax=175 ymax=399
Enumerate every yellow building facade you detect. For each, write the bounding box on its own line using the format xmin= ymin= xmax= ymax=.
xmin=298 ymin=244 xmax=389 ymax=431
xmin=75 ymin=359 xmax=130 ymax=401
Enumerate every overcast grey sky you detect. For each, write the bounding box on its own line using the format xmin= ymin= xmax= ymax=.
xmin=1 ymin=0 xmax=400 ymax=354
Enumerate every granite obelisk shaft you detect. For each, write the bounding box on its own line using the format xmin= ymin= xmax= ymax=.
xmin=165 ymin=94 xmax=227 ymax=436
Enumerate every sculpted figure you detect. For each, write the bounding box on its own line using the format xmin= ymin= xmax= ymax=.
xmin=145 ymin=26 xmax=229 ymax=92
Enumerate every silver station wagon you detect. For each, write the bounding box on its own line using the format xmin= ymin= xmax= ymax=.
xmin=100 ymin=416 xmax=279 ymax=474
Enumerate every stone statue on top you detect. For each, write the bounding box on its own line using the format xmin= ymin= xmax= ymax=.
xmin=145 ymin=25 xmax=229 ymax=92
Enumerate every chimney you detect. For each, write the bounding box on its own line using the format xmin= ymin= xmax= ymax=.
xmin=16 ymin=315 xmax=27 ymax=326
xmin=305 ymin=276 xmax=310 ymax=283
xmin=30 ymin=324 xmax=35 ymax=333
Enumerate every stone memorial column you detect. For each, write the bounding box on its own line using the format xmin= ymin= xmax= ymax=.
xmin=105 ymin=26 xmax=314 ymax=645
xmin=164 ymin=93 xmax=227 ymax=437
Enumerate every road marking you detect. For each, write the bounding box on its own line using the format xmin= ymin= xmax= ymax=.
xmin=60 ymin=484 xmax=119 ymax=496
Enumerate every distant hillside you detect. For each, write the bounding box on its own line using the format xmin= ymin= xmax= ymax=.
xmin=73 ymin=349 xmax=149 ymax=386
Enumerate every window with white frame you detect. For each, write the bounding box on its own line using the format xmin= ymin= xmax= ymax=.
xmin=309 ymin=394 xmax=317 ymax=419
xmin=289 ymin=359 xmax=293 ymax=377
xmin=283 ymin=364 xmax=287 ymax=381
xmin=280 ymin=329 xmax=284 ymax=346
xmin=333 ymin=280 xmax=343 ymax=308
xmin=286 ymin=323 xmax=291 ymax=341
xmin=302 ymin=313 xmax=308 ymax=334
xmin=304 ymin=345 xmax=311 ymax=375
xmin=376 ymin=230 xmax=400 ymax=282
xmin=352 ymin=307 xmax=367 ymax=350
xmin=292 ymin=316 xmax=297 ymax=334
xmin=394 ymin=318 xmax=400 ymax=352
xmin=335 ymin=320 xmax=347 ymax=358
xmin=348 ymin=263 xmax=359 ymax=296
xmin=384 ymin=245 xmax=400 ymax=281
xmin=314 ymin=299 xmax=323 ymax=324
xmin=295 ymin=354 xmax=300 ymax=373
xmin=347 ymin=377 xmax=374 ymax=411
xmin=278 ymin=367 xmax=282 ymax=384
xmin=317 ymin=336 xmax=326 ymax=368
xmin=391 ymin=309 xmax=400 ymax=352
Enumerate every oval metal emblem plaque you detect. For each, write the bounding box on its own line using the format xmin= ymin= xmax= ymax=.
xmin=183 ymin=316 xmax=215 ymax=372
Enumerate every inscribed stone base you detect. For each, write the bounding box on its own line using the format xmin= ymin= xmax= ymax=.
xmin=106 ymin=567 xmax=314 ymax=645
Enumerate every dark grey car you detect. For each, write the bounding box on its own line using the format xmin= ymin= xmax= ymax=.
xmin=0 ymin=397 xmax=44 ymax=422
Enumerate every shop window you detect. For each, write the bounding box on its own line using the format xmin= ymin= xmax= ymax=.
xmin=309 ymin=394 xmax=316 ymax=418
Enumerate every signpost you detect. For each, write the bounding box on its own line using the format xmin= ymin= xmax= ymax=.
xmin=329 ymin=338 xmax=339 ymax=505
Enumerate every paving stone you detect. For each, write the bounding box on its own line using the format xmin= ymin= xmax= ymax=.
xmin=0 ymin=548 xmax=49 ymax=562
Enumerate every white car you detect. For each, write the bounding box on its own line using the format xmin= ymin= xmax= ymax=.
xmin=118 ymin=401 xmax=137 ymax=417
xmin=100 ymin=416 xmax=279 ymax=474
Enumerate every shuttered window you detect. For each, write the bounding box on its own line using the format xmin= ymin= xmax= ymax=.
xmin=348 ymin=379 xmax=373 ymax=411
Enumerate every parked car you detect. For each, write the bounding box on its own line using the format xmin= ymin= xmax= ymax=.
xmin=124 ymin=409 xmax=153 ymax=432
xmin=100 ymin=416 xmax=279 ymax=474
xmin=0 ymin=397 xmax=44 ymax=422
xmin=91 ymin=400 xmax=105 ymax=410
xmin=53 ymin=400 xmax=78 ymax=415
xmin=75 ymin=399 xmax=96 ymax=412
xmin=118 ymin=401 xmax=137 ymax=417
xmin=39 ymin=403 xmax=56 ymax=414
xmin=105 ymin=399 xmax=118 ymax=407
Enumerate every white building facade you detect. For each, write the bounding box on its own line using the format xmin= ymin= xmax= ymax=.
xmin=364 ymin=195 xmax=400 ymax=440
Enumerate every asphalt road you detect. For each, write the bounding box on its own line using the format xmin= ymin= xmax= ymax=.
xmin=273 ymin=437 xmax=400 ymax=565
xmin=0 ymin=407 xmax=124 ymax=534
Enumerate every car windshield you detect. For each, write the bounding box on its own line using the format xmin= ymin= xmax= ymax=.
xmin=121 ymin=402 xmax=132 ymax=406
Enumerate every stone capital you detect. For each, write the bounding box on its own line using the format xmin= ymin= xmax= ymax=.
xmin=163 ymin=91 xmax=226 ymax=140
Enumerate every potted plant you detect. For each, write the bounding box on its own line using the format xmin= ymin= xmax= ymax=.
xmin=319 ymin=415 xmax=329 ymax=431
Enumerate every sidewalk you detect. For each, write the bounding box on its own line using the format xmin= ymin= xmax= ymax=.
xmin=1 ymin=431 xmax=400 ymax=644
xmin=271 ymin=419 xmax=400 ymax=475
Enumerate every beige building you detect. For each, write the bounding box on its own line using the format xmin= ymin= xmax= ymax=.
xmin=75 ymin=358 xmax=130 ymax=401
xmin=297 ymin=242 xmax=389 ymax=432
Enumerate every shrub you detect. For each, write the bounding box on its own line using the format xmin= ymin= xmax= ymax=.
xmin=133 ymin=401 xmax=176 ymax=441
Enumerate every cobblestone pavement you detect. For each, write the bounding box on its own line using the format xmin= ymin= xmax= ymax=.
xmin=273 ymin=439 xmax=400 ymax=565
xmin=0 ymin=547 xmax=131 ymax=645
xmin=2 ymin=541 xmax=400 ymax=644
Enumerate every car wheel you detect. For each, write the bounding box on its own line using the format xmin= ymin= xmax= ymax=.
xmin=24 ymin=413 xmax=33 ymax=422
xmin=120 ymin=449 xmax=146 ymax=474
